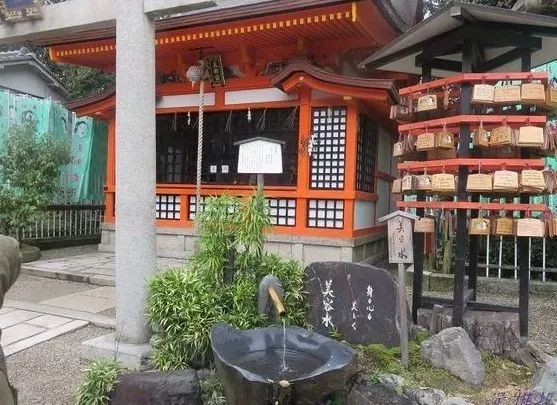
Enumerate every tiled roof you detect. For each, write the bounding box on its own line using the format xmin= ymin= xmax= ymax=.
xmin=0 ymin=48 xmax=68 ymax=96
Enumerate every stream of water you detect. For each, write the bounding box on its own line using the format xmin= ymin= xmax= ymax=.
xmin=281 ymin=318 xmax=288 ymax=373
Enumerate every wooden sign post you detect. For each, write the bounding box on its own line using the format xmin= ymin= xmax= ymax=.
xmin=235 ymin=137 xmax=285 ymax=192
xmin=378 ymin=210 xmax=418 ymax=368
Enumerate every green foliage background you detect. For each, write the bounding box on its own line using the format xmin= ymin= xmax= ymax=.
xmin=147 ymin=191 xmax=309 ymax=370
xmin=0 ymin=123 xmax=70 ymax=236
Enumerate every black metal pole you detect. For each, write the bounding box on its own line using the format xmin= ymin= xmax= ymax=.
xmin=412 ymin=58 xmax=432 ymax=323
xmin=453 ymin=40 xmax=473 ymax=327
xmin=468 ymin=194 xmax=479 ymax=301
xmin=518 ymin=51 xmax=532 ymax=337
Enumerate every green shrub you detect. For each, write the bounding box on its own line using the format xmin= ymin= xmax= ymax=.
xmin=147 ymin=190 xmax=309 ymax=370
xmin=0 ymin=123 xmax=70 ymax=236
xmin=75 ymin=359 xmax=125 ymax=405
xmin=201 ymin=370 xmax=227 ymax=405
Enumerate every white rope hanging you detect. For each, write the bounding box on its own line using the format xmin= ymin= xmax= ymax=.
xmin=186 ymin=62 xmax=207 ymax=219
xmin=196 ymin=80 xmax=204 ymax=217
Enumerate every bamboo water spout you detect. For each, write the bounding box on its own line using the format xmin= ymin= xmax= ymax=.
xmin=257 ymin=275 xmax=286 ymax=320
xmin=267 ymin=286 xmax=286 ymax=317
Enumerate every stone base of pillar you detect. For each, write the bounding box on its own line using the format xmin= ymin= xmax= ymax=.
xmin=82 ymin=333 xmax=153 ymax=370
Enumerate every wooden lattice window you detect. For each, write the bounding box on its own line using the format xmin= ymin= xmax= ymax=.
xmin=310 ymin=107 xmax=346 ymax=190
xmin=156 ymin=195 xmax=180 ymax=220
xmin=356 ymin=114 xmax=377 ymax=193
xmin=267 ymin=198 xmax=296 ymax=227
xmin=307 ymin=199 xmax=344 ymax=229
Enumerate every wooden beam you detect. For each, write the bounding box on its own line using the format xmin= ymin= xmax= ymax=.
xmin=450 ymin=5 xmax=478 ymax=23
xmin=0 ymin=0 xmax=115 ymax=45
xmin=143 ymin=0 xmax=215 ymax=17
xmin=415 ymin=56 xmax=462 ymax=72
xmin=0 ymin=0 xmax=215 ymax=45
xmin=479 ymin=47 xmax=530 ymax=72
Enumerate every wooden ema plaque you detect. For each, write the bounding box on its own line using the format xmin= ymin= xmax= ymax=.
xmin=547 ymin=85 xmax=557 ymax=107
xmin=431 ymin=173 xmax=456 ymax=193
xmin=473 ymin=127 xmax=489 ymax=147
xmin=493 ymin=170 xmax=519 ymax=192
xmin=521 ymin=83 xmax=546 ymax=104
xmin=393 ymin=142 xmax=404 ymax=157
xmin=416 ymin=94 xmax=437 ymax=112
xmin=414 ymin=217 xmax=434 ymax=233
xmin=435 ymin=130 xmax=455 ymax=149
xmin=494 ymin=84 xmax=521 ymax=104
xmin=416 ymin=133 xmax=436 ymax=151
xmin=469 ymin=218 xmax=491 ymax=235
xmin=415 ymin=174 xmax=432 ymax=191
xmin=490 ymin=125 xmax=512 ymax=146
xmin=515 ymin=218 xmax=545 ymax=237
xmin=428 ymin=149 xmax=457 ymax=160
xmin=466 ymin=173 xmax=493 ymax=192
xmin=472 ymin=84 xmax=495 ymax=104
xmin=520 ymin=169 xmax=546 ymax=192
xmin=401 ymin=175 xmax=414 ymax=192
xmin=392 ymin=179 xmax=402 ymax=194
xmin=496 ymin=217 xmax=514 ymax=236
xmin=517 ymin=126 xmax=544 ymax=147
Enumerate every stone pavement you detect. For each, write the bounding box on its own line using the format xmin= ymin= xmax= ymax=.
xmin=22 ymin=252 xmax=185 ymax=286
xmin=1 ymin=276 xmax=117 ymax=357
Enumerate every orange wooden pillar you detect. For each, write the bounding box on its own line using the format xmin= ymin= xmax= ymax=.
xmin=296 ymin=88 xmax=312 ymax=232
xmin=345 ymin=101 xmax=358 ymax=236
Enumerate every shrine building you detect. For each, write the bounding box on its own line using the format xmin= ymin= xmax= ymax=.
xmin=49 ymin=0 xmax=419 ymax=264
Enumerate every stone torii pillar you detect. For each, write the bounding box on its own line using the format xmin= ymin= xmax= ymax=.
xmin=98 ymin=0 xmax=215 ymax=365
xmin=0 ymin=0 xmax=215 ymax=367
xmin=114 ymin=0 xmax=156 ymax=346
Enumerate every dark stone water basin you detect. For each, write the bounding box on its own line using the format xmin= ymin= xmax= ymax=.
xmin=211 ymin=323 xmax=358 ymax=405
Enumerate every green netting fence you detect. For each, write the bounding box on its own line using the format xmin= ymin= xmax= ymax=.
xmin=0 ymin=90 xmax=107 ymax=203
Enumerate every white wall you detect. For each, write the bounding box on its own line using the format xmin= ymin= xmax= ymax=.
xmin=377 ymin=125 xmax=392 ymax=174
xmin=354 ymin=200 xmax=375 ymax=230
xmin=0 ymin=65 xmax=66 ymax=102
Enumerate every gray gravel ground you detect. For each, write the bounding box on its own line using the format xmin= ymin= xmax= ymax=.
xmin=6 ymin=274 xmax=94 ymax=303
xmin=6 ymin=325 xmax=108 ymax=405
xmin=411 ymin=287 xmax=557 ymax=353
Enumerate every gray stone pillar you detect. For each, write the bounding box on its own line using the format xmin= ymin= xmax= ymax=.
xmin=115 ymin=0 xmax=156 ymax=344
